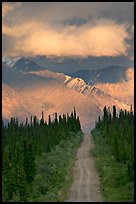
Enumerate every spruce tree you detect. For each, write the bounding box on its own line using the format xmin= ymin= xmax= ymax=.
xmin=103 ymin=105 xmax=108 ymax=121
xmin=113 ymin=105 xmax=116 ymax=119
xmin=40 ymin=111 xmax=44 ymax=126
xmin=74 ymin=107 xmax=77 ymax=119
xmin=54 ymin=112 xmax=58 ymax=124
xmin=48 ymin=115 xmax=51 ymax=125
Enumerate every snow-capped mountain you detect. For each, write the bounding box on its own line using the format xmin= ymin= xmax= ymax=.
xmin=2 ymin=57 xmax=134 ymax=131
xmin=2 ymin=63 xmax=101 ymax=129
xmin=64 ymin=68 xmax=134 ymax=110
xmin=30 ymin=67 xmax=133 ymax=107
xmin=2 ymin=57 xmax=22 ymax=68
xmin=2 ymin=57 xmax=44 ymax=72
xmin=70 ymin=65 xmax=130 ymax=85
xmin=30 ymin=69 xmax=131 ymax=112
xmin=29 ymin=55 xmax=133 ymax=74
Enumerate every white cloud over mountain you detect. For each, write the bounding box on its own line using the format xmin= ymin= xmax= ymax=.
xmin=2 ymin=19 xmax=130 ymax=57
xmin=2 ymin=2 xmax=133 ymax=59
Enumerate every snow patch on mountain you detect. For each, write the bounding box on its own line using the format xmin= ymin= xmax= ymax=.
xmin=2 ymin=57 xmax=134 ymax=130
xmin=2 ymin=57 xmax=22 ymax=68
xmin=64 ymin=75 xmax=72 ymax=84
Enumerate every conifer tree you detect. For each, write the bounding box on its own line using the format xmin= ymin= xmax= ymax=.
xmin=59 ymin=114 xmax=62 ymax=124
xmin=54 ymin=112 xmax=58 ymax=124
xmin=33 ymin=116 xmax=37 ymax=127
xmin=113 ymin=105 xmax=116 ymax=119
xmin=40 ymin=111 xmax=44 ymax=126
xmin=30 ymin=116 xmax=33 ymax=127
xmin=74 ymin=107 xmax=77 ymax=119
xmin=103 ymin=105 xmax=108 ymax=121
xmin=48 ymin=115 xmax=51 ymax=125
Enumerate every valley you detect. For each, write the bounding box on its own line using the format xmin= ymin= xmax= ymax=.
xmin=2 ymin=2 xmax=134 ymax=202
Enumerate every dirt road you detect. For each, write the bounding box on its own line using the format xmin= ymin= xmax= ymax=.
xmin=66 ymin=133 xmax=103 ymax=202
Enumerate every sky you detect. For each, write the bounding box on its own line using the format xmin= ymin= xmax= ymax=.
xmin=2 ymin=2 xmax=134 ymax=71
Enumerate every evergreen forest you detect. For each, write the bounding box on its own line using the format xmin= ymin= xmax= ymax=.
xmin=2 ymin=108 xmax=83 ymax=202
xmin=91 ymin=105 xmax=134 ymax=201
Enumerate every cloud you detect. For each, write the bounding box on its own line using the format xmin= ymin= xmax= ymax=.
xmin=3 ymin=2 xmax=113 ymax=24
xmin=2 ymin=2 xmax=133 ymax=27
xmin=2 ymin=2 xmax=21 ymax=18
xmin=2 ymin=18 xmax=130 ymax=57
xmin=2 ymin=3 xmax=14 ymax=18
xmin=2 ymin=2 xmax=133 ymax=58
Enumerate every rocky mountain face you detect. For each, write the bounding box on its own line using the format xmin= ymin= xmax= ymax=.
xmin=70 ymin=65 xmax=129 ymax=85
xmin=2 ymin=57 xmax=43 ymax=72
xmin=2 ymin=57 xmax=134 ymax=131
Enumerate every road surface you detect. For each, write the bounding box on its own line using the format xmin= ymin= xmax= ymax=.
xmin=66 ymin=132 xmax=103 ymax=202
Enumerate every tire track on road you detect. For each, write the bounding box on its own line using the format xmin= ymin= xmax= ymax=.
xmin=66 ymin=133 xmax=103 ymax=202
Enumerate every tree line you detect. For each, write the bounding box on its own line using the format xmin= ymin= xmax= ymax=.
xmin=94 ymin=105 xmax=134 ymax=181
xmin=2 ymin=108 xmax=81 ymax=201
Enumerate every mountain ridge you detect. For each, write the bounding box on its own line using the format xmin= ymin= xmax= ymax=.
xmin=70 ymin=65 xmax=132 ymax=85
xmin=2 ymin=57 xmax=44 ymax=72
xmin=2 ymin=57 xmax=134 ymax=130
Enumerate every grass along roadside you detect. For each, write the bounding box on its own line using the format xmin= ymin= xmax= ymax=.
xmin=91 ymin=129 xmax=134 ymax=202
xmin=28 ymin=131 xmax=83 ymax=202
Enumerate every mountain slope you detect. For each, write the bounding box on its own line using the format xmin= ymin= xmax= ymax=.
xmin=2 ymin=83 xmax=32 ymax=121
xmin=2 ymin=57 xmax=44 ymax=72
xmin=30 ymin=68 xmax=132 ymax=112
xmin=2 ymin=57 xmax=21 ymax=68
xmin=71 ymin=66 xmax=129 ymax=85
xmin=2 ymin=59 xmax=134 ymax=130
xmin=94 ymin=68 xmax=134 ymax=106
xmin=2 ymin=64 xmax=101 ymax=129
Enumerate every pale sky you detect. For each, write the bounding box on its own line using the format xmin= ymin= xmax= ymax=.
xmin=2 ymin=2 xmax=134 ymax=65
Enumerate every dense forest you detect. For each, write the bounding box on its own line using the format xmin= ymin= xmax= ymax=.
xmin=2 ymin=108 xmax=83 ymax=202
xmin=91 ymin=105 xmax=134 ymax=201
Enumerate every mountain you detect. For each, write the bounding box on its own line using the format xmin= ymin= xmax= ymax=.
xmin=2 ymin=83 xmax=32 ymax=121
xmin=94 ymin=68 xmax=134 ymax=107
xmin=64 ymin=68 xmax=134 ymax=109
xmin=70 ymin=66 xmax=129 ymax=85
xmin=2 ymin=57 xmax=44 ymax=72
xmin=2 ymin=57 xmax=134 ymax=131
xmin=29 ymin=55 xmax=133 ymax=74
xmin=2 ymin=63 xmax=101 ymax=130
xmin=2 ymin=57 xmax=22 ymax=68
xmin=29 ymin=56 xmax=90 ymax=74
xmin=31 ymin=69 xmax=131 ymax=112
xmin=2 ymin=62 xmax=26 ymax=85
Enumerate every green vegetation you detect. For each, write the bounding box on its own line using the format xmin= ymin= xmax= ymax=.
xmin=91 ymin=105 xmax=134 ymax=202
xmin=2 ymin=108 xmax=83 ymax=202
xmin=30 ymin=131 xmax=83 ymax=201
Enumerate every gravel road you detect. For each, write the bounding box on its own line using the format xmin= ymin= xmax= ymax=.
xmin=66 ymin=133 xmax=103 ymax=202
